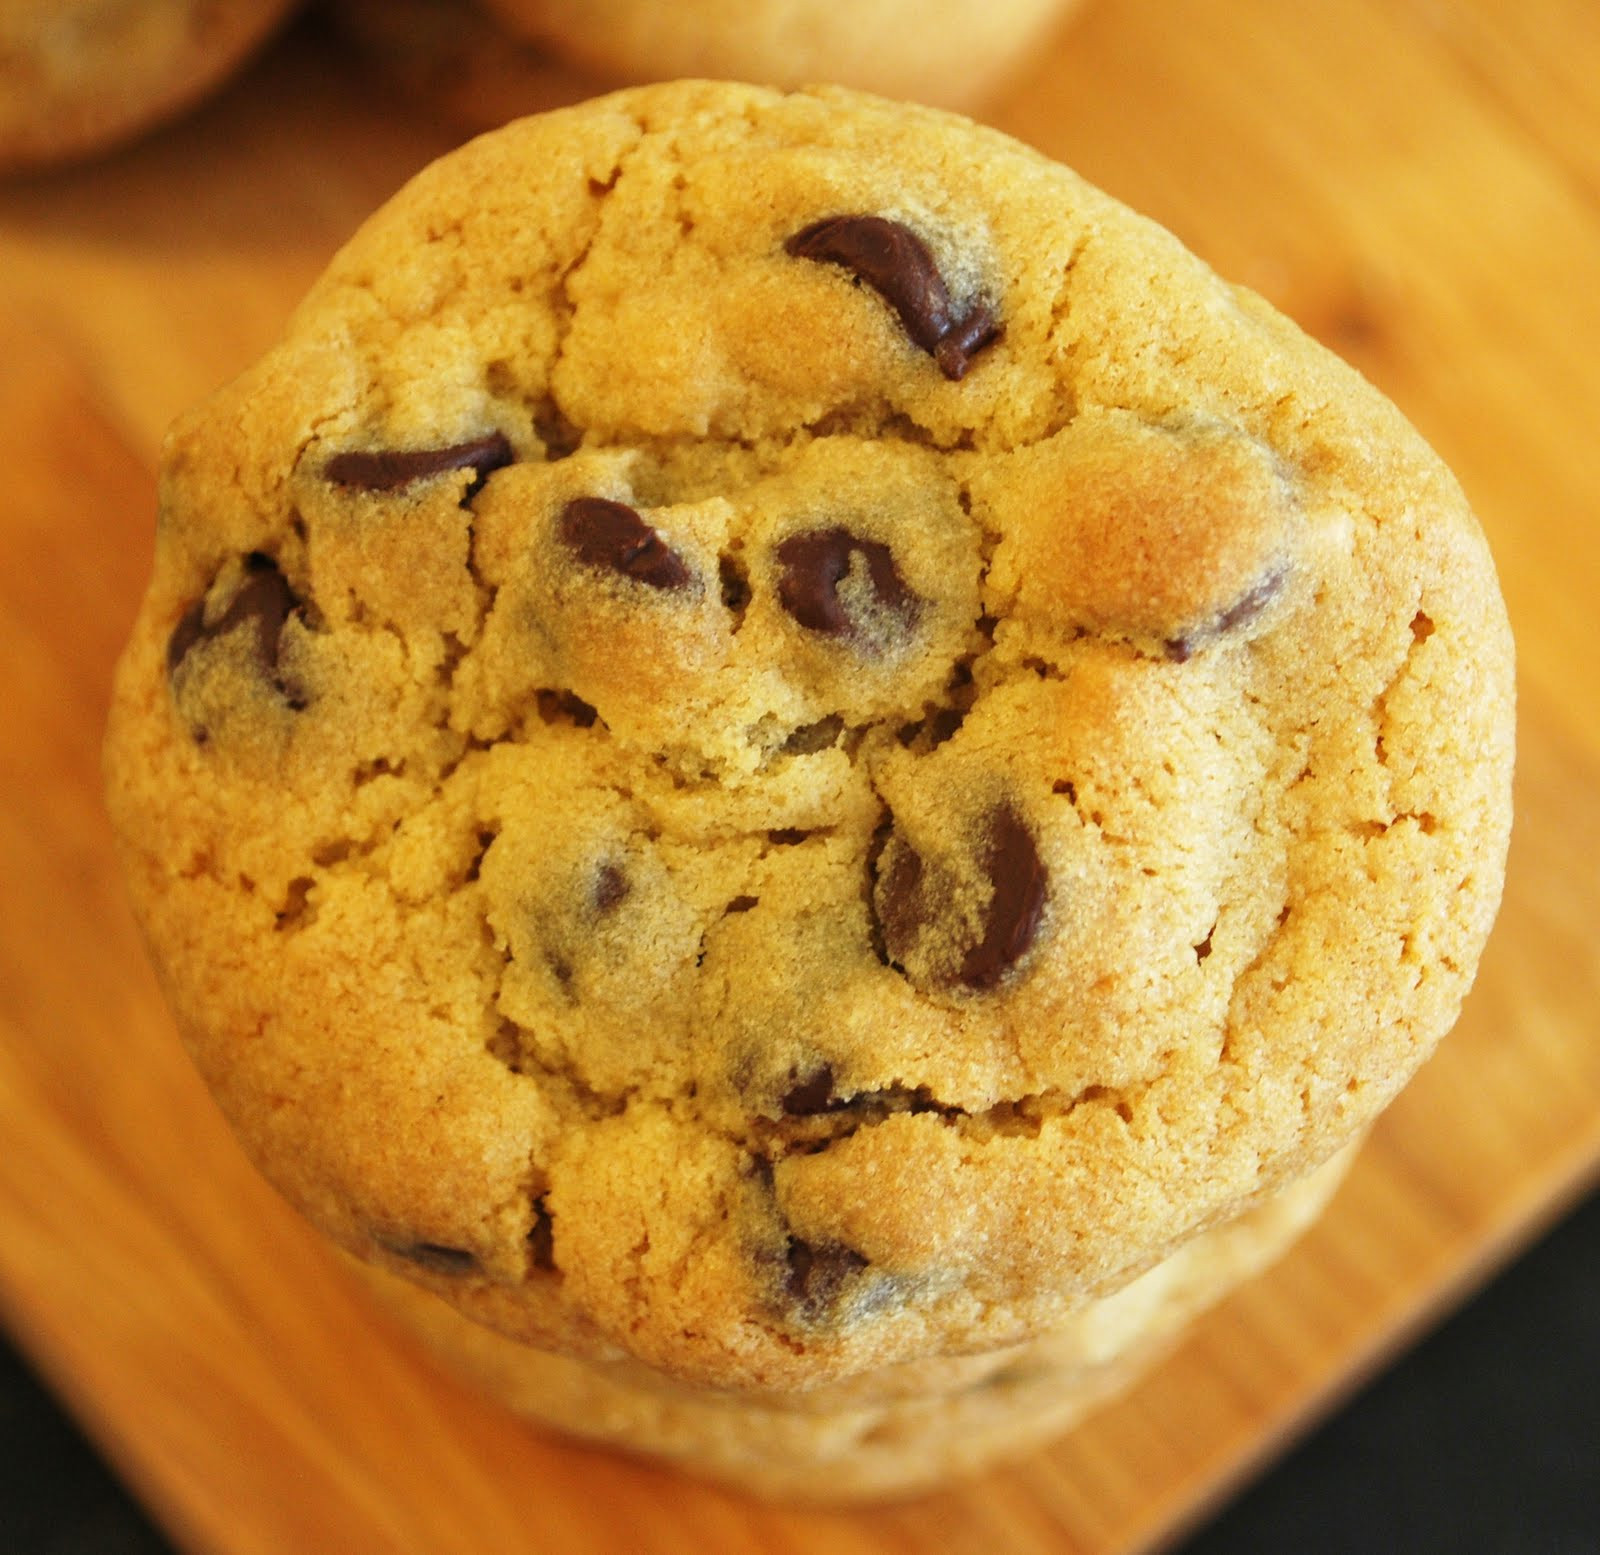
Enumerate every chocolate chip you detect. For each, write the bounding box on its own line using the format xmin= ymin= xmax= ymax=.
xmin=725 ymin=895 xmax=759 ymax=914
xmin=785 ymin=1235 xmax=868 ymax=1319
xmin=593 ymin=863 xmax=629 ymax=914
xmin=874 ymin=803 xmax=1047 ymax=991
xmin=775 ymin=527 xmax=918 ymax=642
xmin=323 ymin=431 xmax=514 ymax=495
xmin=960 ymin=805 xmax=1048 ymax=990
xmin=782 ymin=1065 xmax=839 ymax=1116
xmin=386 ymin=1241 xmax=481 ymax=1276
xmin=559 ymin=496 xmax=691 ymax=591
xmin=932 ymin=302 xmax=1001 ymax=381
xmin=1165 ymin=563 xmax=1289 ymax=661
xmin=785 ymin=214 xmax=1001 ymax=380
xmin=167 ymin=554 xmax=304 ymax=705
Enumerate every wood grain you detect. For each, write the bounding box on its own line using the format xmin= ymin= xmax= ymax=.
xmin=2 ymin=4 xmax=1598 ymax=1552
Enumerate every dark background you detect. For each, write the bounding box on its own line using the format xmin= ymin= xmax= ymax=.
xmin=3 ymin=1186 xmax=1595 ymax=1555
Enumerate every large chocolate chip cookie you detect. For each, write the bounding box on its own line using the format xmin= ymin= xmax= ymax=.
xmin=105 ymin=84 xmax=1513 ymax=1405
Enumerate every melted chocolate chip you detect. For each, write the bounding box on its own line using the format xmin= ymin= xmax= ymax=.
xmin=167 ymin=554 xmax=304 ymax=704
xmin=1166 ymin=563 xmax=1289 ymax=662
xmin=785 ymin=1235 xmax=868 ymax=1318
xmin=960 ymin=806 xmax=1048 ymax=990
xmin=323 ymin=432 xmax=514 ymax=495
xmin=874 ymin=803 xmax=1047 ymax=991
xmin=782 ymin=1065 xmax=839 ymax=1116
xmin=725 ymin=895 xmax=760 ymax=914
xmin=593 ymin=863 xmax=629 ymax=914
xmin=933 ymin=303 xmax=1001 ymax=381
xmin=387 ymin=1241 xmax=481 ymax=1276
xmin=775 ymin=527 xmax=918 ymax=642
xmin=559 ymin=497 xmax=691 ymax=591
xmin=785 ymin=215 xmax=1001 ymax=380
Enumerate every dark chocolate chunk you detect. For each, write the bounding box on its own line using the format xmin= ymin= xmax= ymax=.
xmin=785 ymin=214 xmax=1001 ymax=380
xmin=785 ymin=1235 xmax=868 ymax=1318
xmin=387 ymin=1241 xmax=481 ymax=1276
xmin=782 ymin=1065 xmax=839 ymax=1116
xmin=559 ymin=496 xmax=691 ymax=591
xmin=933 ymin=301 xmax=1001 ymax=381
xmin=323 ymin=431 xmax=514 ymax=495
xmin=775 ymin=527 xmax=917 ymax=642
xmin=167 ymin=553 xmax=303 ymax=704
xmin=593 ymin=863 xmax=629 ymax=914
xmin=725 ymin=895 xmax=759 ymax=914
xmin=959 ymin=805 xmax=1048 ymax=990
xmin=874 ymin=803 xmax=1047 ymax=991
xmin=1165 ymin=563 xmax=1288 ymax=661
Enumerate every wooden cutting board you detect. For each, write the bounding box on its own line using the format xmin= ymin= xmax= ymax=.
xmin=2 ymin=2 xmax=1598 ymax=1552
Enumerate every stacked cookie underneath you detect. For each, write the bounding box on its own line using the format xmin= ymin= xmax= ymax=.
xmin=104 ymin=84 xmax=1514 ymax=1496
xmin=349 ymin=1143 xmax=1356 ymax=1497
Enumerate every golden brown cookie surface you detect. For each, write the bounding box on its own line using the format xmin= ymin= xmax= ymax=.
xmin=104 ymin=82 xmax=1514 ymax=1391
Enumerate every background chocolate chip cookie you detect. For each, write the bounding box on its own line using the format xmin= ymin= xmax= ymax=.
xmin=104 ymin=81 xmax=1513 ymax=1483
xmin=354 ymin=0 xmax=1082 ymax=117
xmin=0 ymin=0 xmax=299 ymax=174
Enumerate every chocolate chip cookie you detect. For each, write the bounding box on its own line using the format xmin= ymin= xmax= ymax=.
xmin=327 ymin=0 xmax=603 ymax=135
xmin=104 ymin=80 xmax=1514 ymax=1470
xmin=0 ymin=0 xmax=298 ymax=174
xmin=481 ymin=0 xmax=1078 ymax=113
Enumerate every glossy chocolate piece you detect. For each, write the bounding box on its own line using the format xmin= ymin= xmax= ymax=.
xmin=323 ymin=431 xmax=514 ymax=494
xmin=875 ymin=803 xmax=1047 ymax=990
xmin=775 ymin=527 xmax=917 ymax=641
xmin=785 ymin=214 xmax=1001 ymax=380
xmin=559 ymin=496 xmax=692 ymax=591
xmin=167 ymin=553 xmax=304 ymax=706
